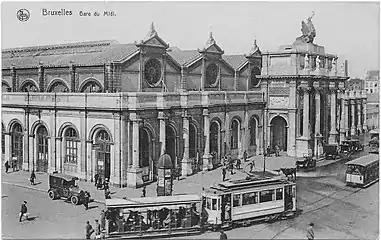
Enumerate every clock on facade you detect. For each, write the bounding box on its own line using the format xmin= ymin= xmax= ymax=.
xmin=250 ymin=66 xmax=261 ymax=87
xmin=205 ymin=63 xmax=218 ymax=87
xmin=144 ymin=58 xmax=162 ymax=86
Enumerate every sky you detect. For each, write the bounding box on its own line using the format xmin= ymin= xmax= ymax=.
xmin=1 ymin=1 xmax=379 ymax=78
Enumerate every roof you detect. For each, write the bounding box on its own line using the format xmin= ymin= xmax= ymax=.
xmin=345 ymin=154 xmax=379 ymax=167
xmin=168 ymin=50 xmax=200 ymax=65
xmin=222 ymin=55 xmax=247 ymax=70
xmin=106 ymin=194 xmax=201 ymax=208
xmin=366 ymin=70 xmax=380 ymax=78
xmin=49 ymin=172 xmax=79 ymax=181
xmin=369 ymin=129 xmax=379 ymax=134
xmin=2 ymin=40 xmax=139 ymax=68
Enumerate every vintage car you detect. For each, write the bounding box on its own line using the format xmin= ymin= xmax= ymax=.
xmin=295 ymin=153 xmax=316 ymax=170
xmin=323 ymin=144 xmax=341 ymax=160
xmin=47 ymin=172 xmax=88 ymax=205
xmin=343 ymin=139 xmax=364 ymax=152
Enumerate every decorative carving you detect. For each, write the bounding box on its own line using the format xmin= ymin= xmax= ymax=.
xmin=205 ymin=63 xmax=218 ymax=87
xmin=332 ymin=58 xmax=337 ymax=71
xmin=269 ymin=96 xmax=289 ymax=107
xmin=144 ymin=58 xmax=162 ymax=86
xmin=304 ymin=54 xmax=309 ymax=69
xmin=269 ymin=87 xmax=290 ymax=95
xmin=296 ymin=11 xmax=316 ymax=43
xmin=316 ymin=56 xmax=321 ymax=69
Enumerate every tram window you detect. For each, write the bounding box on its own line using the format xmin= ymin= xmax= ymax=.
xmin=233 ymin=194 xmax=241 ymax=207
xmin=242 ymin=192 xmax=256 ymax=205
xmin=212 ymin=199 xmax=217 ymax=210
xmin=260 ymin=190 xmax=274 ymax=203
xmin=206 ymin=198 xmax=211 ymax=210
xmin=276 ymin=188 xmax=283 ymax=200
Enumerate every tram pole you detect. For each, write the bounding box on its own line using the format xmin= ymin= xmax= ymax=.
xmin=262 ymin=93 xmax=266 ymax=178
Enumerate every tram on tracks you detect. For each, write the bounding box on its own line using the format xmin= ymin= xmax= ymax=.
xmin=345 ymin=154 xmax=379 ymax=188
xmin=369 ymin=129 xmax=379 ymax=154
xmin=103 ymin=176 xmax=297 ymax=239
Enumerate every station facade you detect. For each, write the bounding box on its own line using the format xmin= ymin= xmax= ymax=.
xmin=1 ymin=20 xmax=367 ymax=188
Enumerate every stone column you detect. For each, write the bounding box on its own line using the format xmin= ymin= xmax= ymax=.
xmin=11 ymin=65 xmax=17 ymax=92
xmin=357 ymin=93 xmax=362 ymax=134
xmin=86 ymin=141 xmax=92 ymax=181
xmin=350 ymin=91 xmax=356 ymax=136
xmin=4 ymin=133 xmax=10 ymax=165
xmin=55 ymin=137 xmax=62 ymax=173
xmin=241 ymin=106 xmax=249 ymax=158
xmin=202 ymin=109 xmax=212 ymax=171
xmin=287 ymin=80 xmax=297 ymax=157
xmin=329 ymin=86 xmax=338 ymax=144
xmin=339 ymin=90 xmax=346 ymax=143
xmin=362 ymin=93 xmax=368 ymax=132
xmin=126 ymin=114 xmax=143 ymax=188
xmin=344 ymin=91 xmax=350 ymax=138
xmin=180 ymin=66 xmax=188 ymax=90
xmin=181 ymin=111 xmax=192 ymax=176
xmin=296 ymin=86 xmax=311 ymax=157
xmin=158 ymin=112 xmax=166 ymax=155
xmin=69 ymin=62 xmax=76 ymax=92
xmin=38 ymin=64 xmax=45 ymax=92
xmin=314 ymin=87 xmax=323 ymax=157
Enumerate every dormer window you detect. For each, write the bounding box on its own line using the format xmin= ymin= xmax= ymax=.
xmin=250 ymin=66 xmax=261 ymax=87
xmin=144 ymin=58 xmax=162 ymax=86
xmin=205 ymin=63 xmax=218 ymax=87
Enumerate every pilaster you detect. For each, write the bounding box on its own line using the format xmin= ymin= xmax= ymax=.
xmin=296 ymin=85 xmax=311 ymax=157
xmin=202 ymin=109 xmax=212 ymax=171
xmin=350 ymin=91 xmax=356 ymax=136
xmin=356 ymin=94 xmax=362 ymax=133
xmin=181 ymin=110 xmax=192 ymax=176
xmin=127 ymin=113 xmax=143 ymax=188
xmin=38 ymin=63 xmax=45 ymax=92
xmin=314 ymin=86 xmax=323 ymax=158
xmin=287 ymin=79 xmax=297 ymax=157
xmin=158 ymin=111 xmax=167 ymax=155
xmin=11 ymin=65 xmax=17 ymax=92
xmin=362 ymin=94 xmax=368 ymax=132
xmin=69 ymin=62 xmax=76 ymax=92
xmin=329 ymin=84 xmax=338 ymax=144
xmin=180 ymin=66 xmax=188 ymax=91
xmin=339 ymin=90 xmax=346 ymax=143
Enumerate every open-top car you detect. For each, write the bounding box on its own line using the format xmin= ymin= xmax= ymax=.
xmin=48 ymin=172 xmax=88 ymax=205
xmin=323 ymin=144 xmax=341 ymax=160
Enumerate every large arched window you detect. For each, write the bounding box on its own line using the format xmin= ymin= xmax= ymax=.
xmin=20 ymin=81 xmax=38 ymax=92
xmin=96 ymin=130 xmax=111 ymax=180
xmin=249 ymin=118 xmax=257 ymax=146
xmin=81 ymin=81 xmax=102 ymax=93
xmin=230 ymin=120 xmax=239 ymax=150
xmin=49 ymin=81 xmax=69 ymax=93
xmin=11 ymin=123 xmax=23 ymax=162
xmin=36 ymin=126 xmax=49 ymax=172
xmin=64 ymin=128 xmax=78 ymax=164
xmin=139 ymin=128 xmax=150 ymax=168
xmin=189 ymin=124 xmax=197 ymax=158
xmin=210 ymin=122 xmax=219 ymax=155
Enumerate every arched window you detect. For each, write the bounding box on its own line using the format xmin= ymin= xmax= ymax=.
xmin=81 ymin=81 xmax=102 ymax=93
xmin=64 ymin=128 xmax=78 ymax=164
xmin=189 ymin=124 xmax=197 ymax=158
xmin=230 ymin=120 xmax=239 ymax=150
xmin=2 ymin=83 xmax=11 ymax=92
xmin=20 ymin=82 xmax=38 ymax=92
xmin=249 ymin=118 xmax=257 ymax=146
xmin=139 ymin=128 xmax=150 ymax=168
xmin=210 ymin=122 xmax=219 ymax=154
xmin=49 ymin=81 xmax=69 ymax=93
xmin=96 ymin=130 xmax=111 ymax=180
xmin=2 ymin=123 xmax=5 ymax=154
xmin=11 ymin=123 xmax=23 ymax=162
xmin=36 ymin=126 xmax=49 ymax=172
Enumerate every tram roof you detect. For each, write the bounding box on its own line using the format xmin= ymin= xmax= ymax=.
xmin=345 ymin=154 xmax=379 ymax=167
xmin=369 ymin=129 xmax=380 ymax=135
xmin=105 ymin=194 xmax=201 ymax=208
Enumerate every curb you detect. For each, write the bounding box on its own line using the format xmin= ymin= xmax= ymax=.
xmin=3 ymin=181 xmax=106 ymax=204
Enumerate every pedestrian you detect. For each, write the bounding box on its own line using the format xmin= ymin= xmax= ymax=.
xmin=30 ymin=170 xmax=36 ymax=185
xmin=222 ymin=166 xmax=226 ymax=181
xmin=100 ymin=210 xmax=106 ymax=231
xmin=94 ymin=173 xmax=99 ymax=187
xmin=94 ymin=219 xmax=101 ymax=239
xmin=105 ymin=188 xmax=111 ymax=199
xmin=97 ymin=177 xmax=102 ymax=190
xmin=220 ymin=229 xmax=228 ymax=240
xmin=12 ymin=159 xmax=16 ymax=172
xmin=267 ymin=146 xmax=271 ymax=156
xmin=250 ymin=159 xmax=255 ymax=172
xmin=243 ymin=150 xmax=247 ymax=162
xmin=85 ymin=220 xmax=94 ymax=239
xmin=141 ymin=186 xmax=146 ymax=197
xmin=83 ymin=191 xmax=90 ymax=210
xmin=229 ymin=160 xmax=234 ymax=175
xmin=103 ymin=179 xmax=109 ymax=192
xmin=19 ymin=201 xmax=29 ymax=222
xmin=236 ymin=158 xmax=241 ymax=169
xmin=5 ymin=160 xmax=9 ymax=173
xmin=275 ymin=144 xmax=280 ymax=157
xmin=306 ymin=222 xmax=315 ymax=240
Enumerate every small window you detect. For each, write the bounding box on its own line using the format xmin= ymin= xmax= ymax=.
xmin=233 ymin=194 xmax=241 ymax=207
xmin=276 ymin=188 xmax=283 ymax=200
xmin=260 ymin=190 xmax=275 ymax=203
xmin=206 ymin=198 xmax=211 ymax=210
xmin=212 ymin=199 xmax=217 ymax=210
xmin=242 ymin=192 xmax=256 ymax=205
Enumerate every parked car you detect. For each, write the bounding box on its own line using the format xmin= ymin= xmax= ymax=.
xmin=47 ymin=172 xmax=88 ymax=205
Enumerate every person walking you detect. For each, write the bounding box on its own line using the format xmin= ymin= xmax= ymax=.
xmin=141 ymin=186 xmax=146 ymax=197
xmin=19 ymin=201 xmax=28 ymax=222
xmin=243 ymin=150 xmax=247 ymax=162
xmin=229 ymin=160 xmax=234 ymax=175
xmin=5 ymin=160 xmax=9 ymax=173
xmin=97 ymin=177 xmax=102 ymax=190
xmin=222 ymin=166 xmax=226 ymax=181
xmin=306 ymin=222 xmax=315 ymax=240
xmin=30 ymin=170 xmax=36 ymax=186
xmin=220 ymin=229 xmax=228 ymax=240
xmin=103 ymin=179 xmax=109 ymax=192
xmin=100 ymin=210 xmax=106 ymax=231
xmin=250 ymin=159 xmax=255 ymax=173
xmin=236 ymin=158 xmax=241 ymax=170
xmin=83 ymin=191 xmax=90 ymax=210
xmin=94 ymin=173 xmax=99 ymax=187
xmin=275 ymin=144 xmax=280 ymax=157
xmin=105 ymin=188 xmax=111 ymax=199
xmin=85 ymin=220 xmax=94 ymax=239
xmin=94 ymin=219 xmax=101 ymax=239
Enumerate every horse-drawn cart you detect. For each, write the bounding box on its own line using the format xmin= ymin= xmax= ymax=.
xmin=295 ymin=154 xmax=316 ymax=170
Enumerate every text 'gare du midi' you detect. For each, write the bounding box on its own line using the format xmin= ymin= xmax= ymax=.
xmin=1 ymin=18 xmax=368 ymax=188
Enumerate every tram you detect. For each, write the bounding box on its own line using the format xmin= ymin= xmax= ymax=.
xmin=369 ymin=129 xmax=379 ymax=154
xmin=104 ymin=195 xmax=202 ymax=239
xmin=202 ymin=176 xmax=297 ymax=229
xmin=345 ymin=154 xmax=379 ymax=188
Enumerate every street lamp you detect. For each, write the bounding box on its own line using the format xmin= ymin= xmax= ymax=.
xmin=157 ymin=153 xmax=173 ymax=196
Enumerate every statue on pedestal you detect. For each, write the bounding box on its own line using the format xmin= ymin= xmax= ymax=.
xmin=332 ymin=58 xmax=337 ymax=72
xmin=316 ymin=56 xmax=321 ymax=69
xmin=304 ymin=54 xmax=309 ymax=69
xmin=296 ymin=11 xmax=316 ymax=44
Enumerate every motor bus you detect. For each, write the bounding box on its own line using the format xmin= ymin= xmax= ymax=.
xmin=345 ymin=154 xmax=379 ymax=188
xmin=202 ymin=176 xmax=297 ymax=229
xmin=104 ymin=194 xmax=202 ymax=239
xmin=369 ymin=129 xmax=379 ymax=154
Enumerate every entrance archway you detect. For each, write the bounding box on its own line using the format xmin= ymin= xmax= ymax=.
xmin=95 ymin=130 xmax=111 ymax=180
xmin=165 ymin=125 xmax=176 ymax=168
xmin=270 ymin=116 xmax=287 ymax=151
xmin=10 ymin=122 xmax=23 ymax=170
xmin=140 ymin=128 xmax=153 ymax=182
xmin=210 ymin=121 xmax=220 ymax=166
xmin=36 ymin=125 xmax=49 ymax=172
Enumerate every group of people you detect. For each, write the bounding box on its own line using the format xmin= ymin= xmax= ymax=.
xmin=4 ymin=159 xmax=18 ymax=174
xmin=266 ymin=145 xmax=281 ymax=157
xmin=94 ymin=173 xmax=111 ymax=199
xmin=85 ymin=210 xmax=106 ymax=239
xmin=221 ymin=151 xmax=255 ymax=181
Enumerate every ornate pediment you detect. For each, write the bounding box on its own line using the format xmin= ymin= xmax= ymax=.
xmin=139 ymin=22 xmax=169 ymax=49
xmin=199 ymin=32 xmax=224 ymax=55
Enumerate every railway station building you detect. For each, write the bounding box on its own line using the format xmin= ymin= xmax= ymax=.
xmin=1 ymin=20 xmax=367 ymax=188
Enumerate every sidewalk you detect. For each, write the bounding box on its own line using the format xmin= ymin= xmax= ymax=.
xmin=2 ymin=151 xmax=343 ymax=204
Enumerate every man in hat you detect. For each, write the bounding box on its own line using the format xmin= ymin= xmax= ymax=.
xmin=94 ymin=219 xmax=101 ymax=239
xmin=4 ymin=160 xmax=9 ymax=173
xmin=100 ymin=210 xmax=106 ymax=231
xmin=83 ymin=191 xmax=90 ymax=210
xmin=222 ymin=166 xmax=226 ymax=181
xmin=19 ymin=201 xmax=28 ymax=222
xmin=306 ymin=222 xmax=315 ymax=240
xmin=85 ymin=220 xmax=94 ymax=239
xmin=30 ymin=170 xmax=36 ymax=186
xmin=141 ymin=186 xmax=146 ymax=197
xmin=220 ymin=229 xmax=228 ymax=240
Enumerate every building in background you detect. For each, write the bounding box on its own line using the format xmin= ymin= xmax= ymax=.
xmin=347 ymin=78 xmax=365 ymax=91
xmin=364 ymin=70 xmax=379 ymax=94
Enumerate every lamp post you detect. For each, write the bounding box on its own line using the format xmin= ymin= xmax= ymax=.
xmin=157 ymin=153 xmax=173 ymax=196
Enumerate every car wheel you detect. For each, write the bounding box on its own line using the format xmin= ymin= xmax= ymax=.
xmin=71 ymin=196 xmax=79 ymax=205
xmin=48 ymin=190 xmax=56 ymax=200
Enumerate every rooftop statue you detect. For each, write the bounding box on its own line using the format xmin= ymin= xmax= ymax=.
xmin=296 ymin=11 xmax=316 ymax=44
